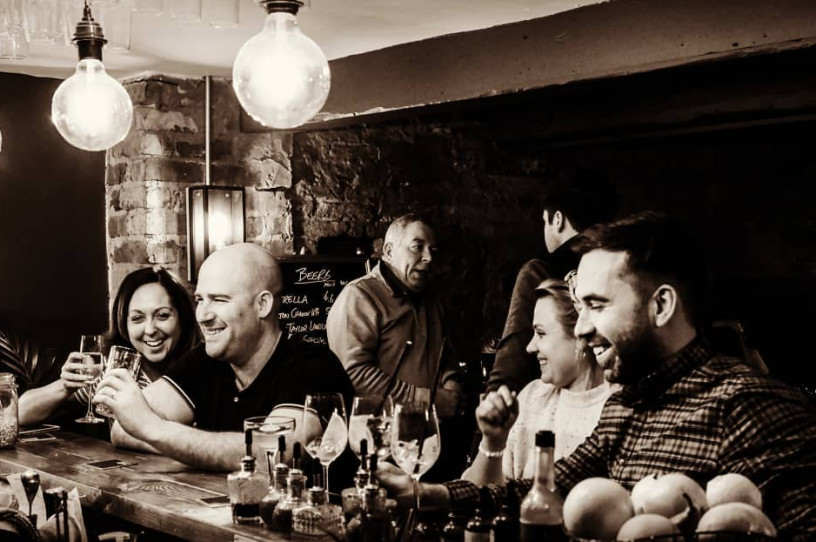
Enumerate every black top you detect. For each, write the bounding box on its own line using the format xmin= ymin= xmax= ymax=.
xmin=163 ymin=335 xmax=355 ymax=431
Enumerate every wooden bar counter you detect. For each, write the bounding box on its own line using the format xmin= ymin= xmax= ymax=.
xmin=0 ymin=430 xmax=285 ymax=541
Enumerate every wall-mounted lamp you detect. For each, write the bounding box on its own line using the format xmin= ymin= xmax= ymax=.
xmin=186 ymin=76 xmax=245 ymax=282
xmin=232 ymin=0 xmax=330 ymax=129
xmin=186 ymin=185 xmax=246 ymax=282
xmin=51 ymin=1 xmax=133 ymax=152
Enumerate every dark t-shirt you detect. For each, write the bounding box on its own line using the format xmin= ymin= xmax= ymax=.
xmin=163 ymin=335 xmax=355 ymax=431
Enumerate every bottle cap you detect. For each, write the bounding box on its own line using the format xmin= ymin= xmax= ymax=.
xmin=535 ymin=430 xmax=554 ymax=448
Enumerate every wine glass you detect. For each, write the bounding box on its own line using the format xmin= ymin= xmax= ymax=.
xmin=302 ymin=393 xmax=347 ymax=492
xmin=75 ymin=334 xmax=106 ymax=424
xmin=348 ymin=395 xmax=394 ymax=462
xmin=244 ymin=415 xmax=296 ymax=472
xmin=390 ymin=401 xmax=441 ymax=510
xmin=95 ymin=345 xmax=142 ymax=418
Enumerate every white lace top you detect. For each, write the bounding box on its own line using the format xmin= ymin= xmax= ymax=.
xmin=503 ymin=380 xmax=618 ymax=479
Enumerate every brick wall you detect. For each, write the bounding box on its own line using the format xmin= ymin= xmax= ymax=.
xmin=106 ymin=75 xmax=294 ymax=297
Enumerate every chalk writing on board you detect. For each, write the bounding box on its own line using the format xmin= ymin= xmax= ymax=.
xmin=276 ymin=256 xmax=369 ymax=345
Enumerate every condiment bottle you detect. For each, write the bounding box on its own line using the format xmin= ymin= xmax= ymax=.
xmin=274 ymin=443 xmax=306 ymax=539
xmin=519 ymin=430 xmax=566 ymax=542
xmin=441 ymin=512 xmax=465 ymax=542
xmin=490 ymin=493 xmax=519 ymax=542
xmin=464 ymin=508 xmax=490 ymax=542
xmin=227 ymin=429 xmax=269 ymax=524
xmin=292 ymin=485 xmax=344 ymax=541
xmin=0 ymin=373 xmax=19 ymax=449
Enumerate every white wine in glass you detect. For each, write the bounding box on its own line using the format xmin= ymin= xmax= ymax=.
xmin=75 ymin=334 xmax=106 ymax=424
xmin=391 ymin=402 xmax=440 ymax=482
xmin=303 ymin=393 xmax=347 ymax=491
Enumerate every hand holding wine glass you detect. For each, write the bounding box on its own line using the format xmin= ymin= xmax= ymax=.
xmin=390 ymin=401 xmax=441 ymax=512
xmin=302 ymin=393 xmax=347 ymax=492
xmin=75 ymin=334 xmax=106 ymax=424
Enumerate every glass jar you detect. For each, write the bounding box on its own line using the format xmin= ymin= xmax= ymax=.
xmin=0 ymin=373 xmax=19 ymax=448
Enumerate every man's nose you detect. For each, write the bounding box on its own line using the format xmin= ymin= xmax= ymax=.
xmin=196 ymin=301 xmax=212 ymax=322
xmin=574 ymin=308 xmax=594 ymax=338
xmin=422 ymin=247 xmax=433 ymax=262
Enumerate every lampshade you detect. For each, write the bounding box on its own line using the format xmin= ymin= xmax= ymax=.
xmin=232 ymin=1 xmax=330 ymax=129
xmin=187 ymin=186 xmax=246 ymax=281
xmin=51 ymin=2 xmax=133 ymax=152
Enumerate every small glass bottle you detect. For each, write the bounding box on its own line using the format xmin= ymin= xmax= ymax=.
xmin=0 ymin=373 xmax=19 ymax=449
xmin=227 ymin=430 xmax=269 ymax=524
xmin=519 ymin=430 xmax=566 ymax=542
xmin=465 ymin=508 xmax=490 ymax=542
xmin=292 ymin=486 xmax=345 ymax=541
xmin=261 ymin=462 xmax=290 ymax=528
xmin=441 ymin=512 xmax=465 ymax=542
xmin=273 ymin=467 xmax=306 ymax=538
xmin=490 ymin=494 xmax=519 ymax=542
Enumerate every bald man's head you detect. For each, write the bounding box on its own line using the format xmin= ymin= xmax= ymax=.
xmin=194 ymin=243 xmax=284 ymax=364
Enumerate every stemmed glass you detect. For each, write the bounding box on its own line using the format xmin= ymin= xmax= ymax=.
xmin=75 ymin=334 xmax=106 ymax=424
xmin=390 ymin=402 xmax=441 ymax=511
xmin=244 ymin=415 xmax=296 ymax=472
xmin=348 ymin=395 xmax=394 ymax=462
xmin=302 ymin=393 xmax=347 ymax=492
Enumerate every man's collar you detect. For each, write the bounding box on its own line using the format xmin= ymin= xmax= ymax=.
xmin=625 ymin=335 xmax=713 ymax=402
xmin=378 ymin=261 xmax=427 ymax=303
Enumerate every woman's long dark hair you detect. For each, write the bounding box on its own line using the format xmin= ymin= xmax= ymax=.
xmin=108 ymin=266 xmax=199 ymax=367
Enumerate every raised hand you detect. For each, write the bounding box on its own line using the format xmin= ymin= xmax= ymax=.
xmin=475 ymin=385 xmax=518 ymax=448
xmin=60 ymin=353 xmax=93 ymax=392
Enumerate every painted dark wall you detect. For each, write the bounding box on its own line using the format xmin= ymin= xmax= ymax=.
xmin=293 ymin=47 xmax=816 ymax=389
xmin=0 ymin=72 xmax=107 ymax=350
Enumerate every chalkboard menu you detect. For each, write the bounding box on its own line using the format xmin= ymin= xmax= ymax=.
xmin=276 ymin=255 xmax=371 ymax=345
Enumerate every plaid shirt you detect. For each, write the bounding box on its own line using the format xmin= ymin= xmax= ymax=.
xmin=446 ymin=337 xmax=816 ymax=535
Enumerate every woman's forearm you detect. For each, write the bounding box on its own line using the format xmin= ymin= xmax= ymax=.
xmin=18 ymin=380 xmax=73 ymax=426
xmin=460 ymin=437 xmax=507 ymax=487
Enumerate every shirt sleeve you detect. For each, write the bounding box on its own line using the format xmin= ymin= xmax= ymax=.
xmin=554 ymin=416 xmax=611 ymax=494
xmin=720 ymin=382 xmax=816 ymax=533
xmin=161 ymin=347 xmax=205 ymax=412
xmin=445 ymin=478 xmax=533 ymax=518
xmin=487 ymin=260 xmax=551 ymax=393
xmin=327 ymin=283 xmax=423 ymax=403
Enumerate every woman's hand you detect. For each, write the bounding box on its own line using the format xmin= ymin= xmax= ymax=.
xmin=59 ymin=353 xmax=92 ymax=392
xmin=475 ymin=385 xmax=518 ymax=449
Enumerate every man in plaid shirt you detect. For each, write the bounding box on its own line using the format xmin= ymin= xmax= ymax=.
xmin=378 ymin=211 xmax=816 ymax=535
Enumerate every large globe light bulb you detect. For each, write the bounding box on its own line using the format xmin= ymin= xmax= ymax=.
xmin=233 ymin=8 xmax=330 ymax=129
xmin=52 ymin=2 xmax=133 ymax=152
xmin=52 ymin=58 xmax=133 ymax=151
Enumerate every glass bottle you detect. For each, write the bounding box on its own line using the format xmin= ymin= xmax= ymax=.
xmin=519 ymin=430 xmax=566 ymax=542
xmin=464 ymin=508 xmax=490 ymax=542
xmin=273 ymin=467 xmax=306 ymax=538
xmin=441 ymin=512 xmax=465 ymax=542
xmin=0 ymin=373 xmax=19 ymax=449
xmin=261 ymin=462 xmax=290 ymax=528
xmin=490 ymin=494 xmax=519 ymax=542
xmin=292 ymin=486 xmax=344 ymax=541
xmin=227 ymin=454 xmax=269 ymax=524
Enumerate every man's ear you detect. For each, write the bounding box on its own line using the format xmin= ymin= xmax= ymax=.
xmin=382 ymin=241 xmax=393 ymax=262
xmin=552 ymin=210 xmax=565 ymax=233
xmin=651 ymin=284 xmax=678 ymax=328
xmin=257 ymin=290 xmax=275 ymax=318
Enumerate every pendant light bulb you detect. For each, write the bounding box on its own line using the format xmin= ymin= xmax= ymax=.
xmin=51 ymin=2 xmax=133 ymax=152
xmin=232 ymin=2 xmax=330 ymax=129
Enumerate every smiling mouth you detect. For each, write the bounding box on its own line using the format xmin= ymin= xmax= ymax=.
xmin=203 ymin=328 xmax=225 ymax=338
xmin=144 ymin=339 xmax=165 ymax=348
xmin=592 ymin=344 xmax=618 ymax=369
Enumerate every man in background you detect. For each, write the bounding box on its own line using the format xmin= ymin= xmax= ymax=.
xmin=327 ymin=214 xmax=465 ymax=418
xmin=486 ymin=167 xmax=616 ymax=393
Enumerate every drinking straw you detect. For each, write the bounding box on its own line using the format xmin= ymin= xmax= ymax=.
xmin=413 ymin=337 xmax=446 ymax=475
